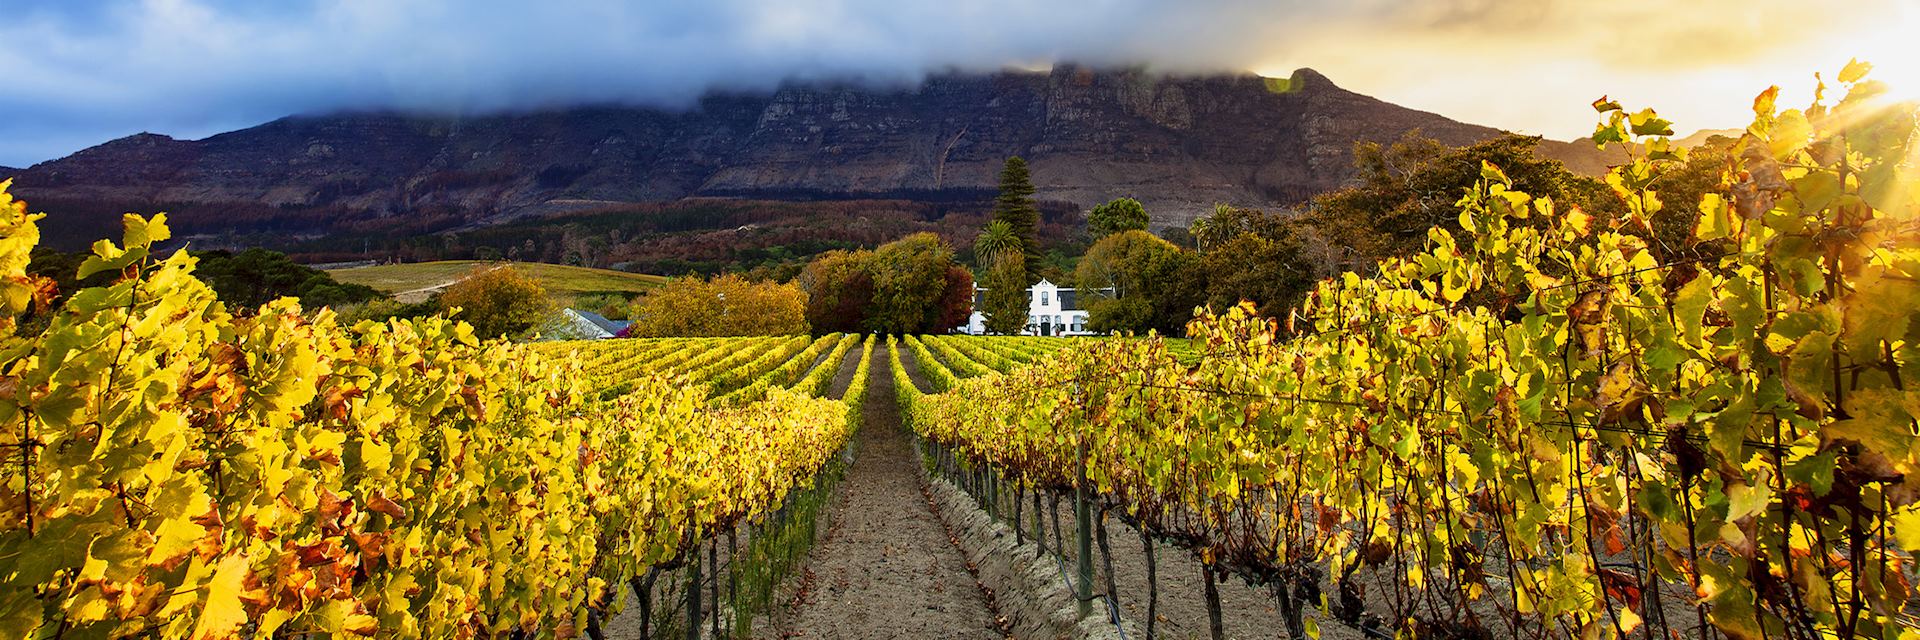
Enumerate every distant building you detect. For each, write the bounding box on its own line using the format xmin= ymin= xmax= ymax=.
xmin=544 ymin=308 xmax=630 ymax=340
xmin=960 ymin=278 xmax=1105 ymax=336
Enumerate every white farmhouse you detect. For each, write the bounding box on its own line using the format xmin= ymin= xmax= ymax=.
xmin=960 ymin=279 xmax=1105 ymax=336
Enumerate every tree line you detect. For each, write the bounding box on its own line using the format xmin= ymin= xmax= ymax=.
xmin=18 ymin=129 xmax=1733 ymax=341
xmin=625 ymin=130 xmax=1736 ymax=339
xmin=1003 ymin=130 xmax=1735 ymax=337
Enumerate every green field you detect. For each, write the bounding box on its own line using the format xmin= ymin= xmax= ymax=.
xmin=328 ymin=260 xmax=667 ymax=302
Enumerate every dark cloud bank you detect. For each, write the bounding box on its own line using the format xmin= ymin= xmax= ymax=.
xmin=0 ymin=0 xmax=1872 ymax=166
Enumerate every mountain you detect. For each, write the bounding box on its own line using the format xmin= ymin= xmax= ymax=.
xmin=10 ymin=66 xmax=1612 ymax=249
xmin=1675 ymin=128 xmax=1743 ymax=148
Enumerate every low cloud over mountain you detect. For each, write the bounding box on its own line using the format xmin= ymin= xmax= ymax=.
xmin=1 ymin=0 xmax=1903 ymax=166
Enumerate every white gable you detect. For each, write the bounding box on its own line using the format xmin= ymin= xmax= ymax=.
xmin=958 ymin=278 xmax=1098 ymax=336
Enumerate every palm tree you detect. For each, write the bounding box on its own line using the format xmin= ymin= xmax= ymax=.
xmin=973 ymin=220 xmax=1021 ymax=268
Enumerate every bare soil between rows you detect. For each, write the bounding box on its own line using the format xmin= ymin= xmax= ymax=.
xmin=755 ymin=346 xmax=1002 ymax=639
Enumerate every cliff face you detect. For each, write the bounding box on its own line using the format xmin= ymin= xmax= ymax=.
xmin=11 ymin=66 xmax=1606 ymax=236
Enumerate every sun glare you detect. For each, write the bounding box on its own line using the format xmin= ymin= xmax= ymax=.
xmin=1843 ymin=5 xmax=1920 ymax=102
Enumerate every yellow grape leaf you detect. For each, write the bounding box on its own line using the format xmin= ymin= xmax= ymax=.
xmin=256 ymin=608 xmax=295 ymax=638
xmin=1563 ymin=207 xmax=1592 ymax=238
xmin=1769 ymin=110 xmax=1813 ymax=159
xmin=191 ymin=553 xmax=251 ymax=640
xmin=360 ymin=437 xmax=393 ymax=475
xmin=121 ymin=213 xmax=171 ymax=249
xmin=150 ymin=512 xmax=213 ymax=566
xmin=1839 ymin=58 xmax=1873 ymax=84
xmin=1694 ymin=193 xmax=1734 ymax=241
xmin=1753 ymin=86 xmax=1780 ymax=119
xmin=1617 ymin=607 xmax=1643 ymax=634
xmin=67 ymin=589 xmax=110 ymax=624
xmin=1726 ymin=482 xmax=1771 ymax=521
xmin=1628 ymin=108 xmax=1674 ymax=137
xmin=315 ymin=599 xmax=358 ymax=634
xmin=1891 ymin=507 xmax=1920 ymax=550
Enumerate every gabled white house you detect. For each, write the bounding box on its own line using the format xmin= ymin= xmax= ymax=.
xmin=960 ymin=279 xmax=1105 ymax=336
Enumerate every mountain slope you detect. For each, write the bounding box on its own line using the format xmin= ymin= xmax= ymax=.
xmin=327 ymin=260 xmax=667 ymax=303
xmin=11 ymin=66 xmax=1611 ymax=247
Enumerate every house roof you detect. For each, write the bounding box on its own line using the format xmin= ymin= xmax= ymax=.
xmin=968 ymin=283 xmax=1112 ymax=313
xmin=1059 ymin=289 xmax=1080 ymax=311
xmin=569 ymin=309 xmax=629 ymax=334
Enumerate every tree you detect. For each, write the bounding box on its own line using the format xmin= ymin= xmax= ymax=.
xmin=1074 ymin=230 xmax=1199 ymax=335
xmin=1183 ymin=204 xmax=1316 ymax=319
xmin=1085 ymin=297 xmax=1154 ymax=336
xmin=1305 ymin=132 xmax=1622 ymax=270
xmin=439 ymin=265 xmax=554 ymax=339
xmin=864 ymin=233 xmax=957 ymax=334
xmin=991 ymin=156 xmax=1042 ymax=283
xmin=797 ymin=249 xmax=875 ymax=334
xmin=1087 ymin=197 xmax=1150 ymax=238
xmin=1192 ymin=203 xmax=1289 ymax=252
xmin=934 ymin=265 xmax=975 ymax=331
xmin=189 ymin=248 xmax=382 ymax=311
xmin=799 ymin=235 xmax=973 ymax=334
xmin=972 ymin=220 xmax=1021 ymax=268
xmin=1158 ymin=225 xmax=1196 ymax=250
xmin=979 ymin=253 xmax=1029 ymax=335
xmin=1199 ymin=231 xmax=1314 ymax=320
xmin=628 ymin=273 xmax=808 ymax=337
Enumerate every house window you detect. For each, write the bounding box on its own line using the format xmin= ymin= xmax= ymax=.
xmin=1040 ymin=290 xmax=1050 ymax=306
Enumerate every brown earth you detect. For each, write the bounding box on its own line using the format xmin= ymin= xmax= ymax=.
xmin=755 ymin=346 xmax=1003 ymax=639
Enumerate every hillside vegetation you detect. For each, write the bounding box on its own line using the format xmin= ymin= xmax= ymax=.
xmin=328 ymin=260 xmax=665 ymax=302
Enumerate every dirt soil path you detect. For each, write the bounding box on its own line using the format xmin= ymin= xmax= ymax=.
xmin=825 ymin=338 xmax=866 ymax=400
xmin=757 ymin=346 xmax=1002 ymax=639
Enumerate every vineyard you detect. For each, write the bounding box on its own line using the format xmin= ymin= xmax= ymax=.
xmin=0 ymin=194 xmax=877 ymax=639
xmin=2 ymin=66 xmax=1918 ymax=640
xmin=901 ymin=70 xmax=1920 ymax=640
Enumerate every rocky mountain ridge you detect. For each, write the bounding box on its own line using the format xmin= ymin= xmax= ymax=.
xmin=8 ymin=66 xmax=1614 ymax=246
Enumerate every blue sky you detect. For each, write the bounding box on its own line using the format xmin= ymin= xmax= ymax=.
xmin=1 ymin=0 xmax=1912 ymax=167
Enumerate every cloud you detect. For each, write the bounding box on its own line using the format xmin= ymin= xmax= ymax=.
xmin=0 ymin=0 xmax=1908 ymax=167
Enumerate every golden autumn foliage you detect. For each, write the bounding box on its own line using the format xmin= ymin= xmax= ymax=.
xmin=911 ymin=66 xmax=1920 ymax=640
xmin=628 ymin=273 xmax=808 ymax=337
xmin=436 ymin=264 xmax=554 ymax=338
xmin=0 ymin=183 xmax=856 ymax=639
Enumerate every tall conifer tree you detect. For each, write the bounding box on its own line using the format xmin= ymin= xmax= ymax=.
xmin=991 ymin=156 xmax=1042 ymax=283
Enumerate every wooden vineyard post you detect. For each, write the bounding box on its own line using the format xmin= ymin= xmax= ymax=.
xmin=709 ymin=540 xmax=720 ymax=639
xmin=987 ymin=466 xmax=999 ymax=519
xmin=1075 ymin=428 xmax=1094 ymax=619
xmin=1032 ymin=490 xmax=1046 ymax=555
xmin=1204 ymin=566 xmax=1224 ymax=640
xmin=1013 ymin=483 xmax=1025 ymax=546
xmin=1143 ymin=531 xmax=1158 ymax=640
xmin=687 ymin=539 xmax=703 ymax=640
xmin=1095 ymin=505 xmax=1122 ymax=630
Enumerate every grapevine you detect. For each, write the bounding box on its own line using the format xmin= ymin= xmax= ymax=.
xmin=907 ymin=68 xmax=1920 ymax=639
xmin=0 ymin=187 xmax=856 ymax=639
